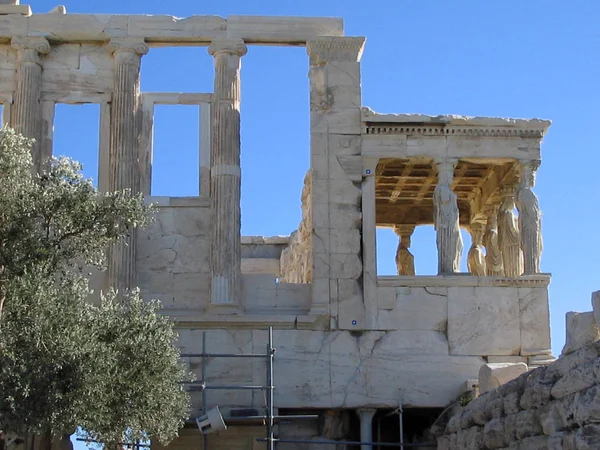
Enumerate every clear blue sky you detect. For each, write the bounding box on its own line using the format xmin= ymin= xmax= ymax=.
xmin=33 ymin=0 xmax=598 ymax=372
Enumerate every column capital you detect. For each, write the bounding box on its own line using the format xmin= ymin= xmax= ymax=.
xmin=307 ymin=36 xmax=365 ymax=64
xmin=500 ymin=185 xmax=517 ymax=198
xmin=435 ymin=158 xmax=457 ymax=185
xmin=434 ymin=157 xmax=458 ymax=169
xmin=11 ymin=36 xmax=50 ymax=63
xmin=208 ymin=38 xmax=247 ymax=57
xmin=518 ymin=159 xmax=540 ymax=188
xmin=393 ymin=224 xmax=415 ymax=237
xmin=108 ymin=38 xmax=149 ymax=56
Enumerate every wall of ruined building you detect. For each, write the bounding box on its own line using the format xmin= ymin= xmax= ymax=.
xmin=279 ymin=169 xmax=312 ymax=284
xmin=176 ymin=328 xmax=485 ymax=416
xmin=136 ymin=197 xmax=212 ymax=310
xmin=135 ymin=199 xmax=311 ymax=314
xmin=375 ymin=278 xmax=551 ymax=361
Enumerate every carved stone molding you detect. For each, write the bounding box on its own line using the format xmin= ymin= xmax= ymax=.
xmin=364 ymin=124 xmax=545 ymax=138
xmin=208 ymin=38 xmax=247 ymax=57
xmin=306 ymin=36 xmax=366 ymax=64
xmin=11 ymin=36 xmax=50 ymax=64
xmin=108 ymin=38 xmax=149 ymax=56
xmin=377 ymin=274 xmax=551 ymax=288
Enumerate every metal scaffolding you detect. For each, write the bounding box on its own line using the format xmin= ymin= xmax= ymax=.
xmin=182 ymin=327 xmax=437 ymax=449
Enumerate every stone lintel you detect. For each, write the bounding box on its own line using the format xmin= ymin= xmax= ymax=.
xmin=226 ymin=15 xmax=344 ymax=43
xmin=0 ymin=14 xmax=341 ymax=45
xmin=307 ymin=36 xmax=366 ymax=64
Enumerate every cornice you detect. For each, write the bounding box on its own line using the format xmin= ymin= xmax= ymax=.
xmin=307 ymin=36 xmax=366 ymax=63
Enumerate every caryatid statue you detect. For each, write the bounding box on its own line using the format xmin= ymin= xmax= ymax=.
xmin=497 ymin=187 xmax=523 ymax=277
xmin=467 ymin=221 xmax=487 ymax=276
xmin=393 ymin=225 xmax=415 ymax=276
xmin=483 ymin=206 xmax=504 ymax=276
xmin=516 ymin=160 xmax=543 ymax=274
xmin=433 ymin=160 xmax=463 ymax=274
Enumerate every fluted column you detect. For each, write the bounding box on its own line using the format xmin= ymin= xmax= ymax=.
xmin=497 ymin=186 xmax=523 ymax=277
xmin=393 ymin=225 xmax=415 ymax=275
xmin=106 ymin=38 xmax=148 ymax=294
xmin=516 ymin=160 xmax=543 ymax=274
xmin=433 ymin=159 xmax=463 ymax=274
xmin=10 ymin=36 xmax=50 ymax=171
xmin=208 ymin=38 xmax=247 ymax=310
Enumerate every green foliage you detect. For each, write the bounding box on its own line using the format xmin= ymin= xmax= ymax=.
xmin=0 ymin=128 xmax=191 ymax=445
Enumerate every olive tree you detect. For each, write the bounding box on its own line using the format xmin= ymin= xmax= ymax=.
xmin=0 ymin=128 xmax=191 ymax=448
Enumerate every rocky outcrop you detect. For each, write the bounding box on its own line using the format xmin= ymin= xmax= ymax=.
xmin=435 ymin=340 xmax=600 ymax=449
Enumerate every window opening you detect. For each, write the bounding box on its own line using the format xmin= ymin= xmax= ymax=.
xmin=53 ymin=103 xmax=100 ymax=186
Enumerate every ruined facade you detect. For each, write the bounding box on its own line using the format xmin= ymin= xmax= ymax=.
xmin=0 ymin=3 xmax=554 ymax=449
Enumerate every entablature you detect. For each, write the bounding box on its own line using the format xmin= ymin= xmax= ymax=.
xmin=0 ymin=13 xmax=344 ymax=46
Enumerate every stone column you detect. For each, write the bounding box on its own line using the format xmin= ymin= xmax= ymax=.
xmin=433 ymin=159 xmax=463 ymax=274
xmin=497 ymin=186 xmax=523 ymax=277
xmin=393 ymin=225 xmax=415 ymax=276
xmin=208 ymin=38 xmax=247 ymax=310
xmin=10 ymin=36 xmax=50 ymax=171
xmin=483 ymin=205 xmax=504 ymax=276
xmin=106 ymin=38 xmax=148 ymax=294
xmin=356 ymin=408 xmax=376 ymax=450
xmin=516 ymin=160 xmax=543 ymax=274
xmin=467 ymin=221 xmax=486 ymax=276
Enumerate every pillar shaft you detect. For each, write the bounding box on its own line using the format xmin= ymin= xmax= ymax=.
xmin=106 ymin=39 xmax=148 ymax=294
xmin=11 ymin=37 xmax=50 ymax=171
xmin=356 ymin=408 xmax=376 ymax=450
xmin=516 ymin=160 xmax=542 ymax=274
xmin=208 ymin=39 xmax=247 ymax=308
xmin=433 ymin=159 xmax=463 ymax=274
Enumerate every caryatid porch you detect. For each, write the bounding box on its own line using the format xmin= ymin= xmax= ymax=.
xmin=361 ymin=109 xmax=551 ymax=277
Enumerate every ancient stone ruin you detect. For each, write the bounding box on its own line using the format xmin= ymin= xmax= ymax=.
xmin=0 ymin=2 xmax=578 ymax=449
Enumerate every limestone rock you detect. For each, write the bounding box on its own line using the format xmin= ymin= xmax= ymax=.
xmin=520 ymin=366 xmax=553 ymax=410
xmin=479 ymin=363 xmax=528 ymax=394
xmin=551 ymin=359 xmax=599 ymax=400
xmin=483 ymin=417 xmax=506 ymax=449
xmin=574 ymin=424 xmax=600 ymax=449
xmin=562 ymin=311 xmax=600 ymax=356
xmin=592 ymin=290 xmax=600 ymax=327
xmin=573 ymin=385 xmax=600 ymax=426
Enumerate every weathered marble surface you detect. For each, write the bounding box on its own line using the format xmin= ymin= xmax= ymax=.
xmin=448 ymin=286 xmax=521 ymax=356
xmin=479 ymin=362 xmax=528 ymax=394
xmin=0 ymin=13 xmax=343 ymax=43
xmin=562 ymin=311 xmax=600 ymax=356
xmin=137 ymin=200 xmax=211 ymax=309
xmin=177 ymin=329 xmax=486 ymax=411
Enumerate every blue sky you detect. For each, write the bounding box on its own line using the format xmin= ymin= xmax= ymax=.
xmin=34 ymin=0 xmax=598 ymax=391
